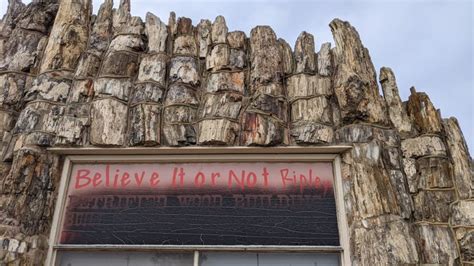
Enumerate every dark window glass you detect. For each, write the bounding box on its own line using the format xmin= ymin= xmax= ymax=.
xmin=60 ymin=162 xmax=339 ymax=246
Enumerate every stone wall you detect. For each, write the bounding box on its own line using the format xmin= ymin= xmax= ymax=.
xmin=0 ymin=0 xmax=472 ymax=265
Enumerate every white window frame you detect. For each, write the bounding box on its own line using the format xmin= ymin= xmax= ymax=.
xmin=45 ymin=147 xmax=352 ymax=266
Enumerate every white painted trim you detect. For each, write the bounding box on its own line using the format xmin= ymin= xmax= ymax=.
xmin=48 ymin=146 xmax=352 ymax=155
xmin=46 ymin=149 xmax=352 ymax=266
xmin=53 ymin=244 xmax=343 ymax=252
xmin=193 ymin=250 xmax=199 ymax=266
xmin=67 ymin=153 xmax=338 ymax=163
xmin=45 ymin=157 xmax=72 ymax=266
xmin=333 ymin=156 xmax=351 ymax=265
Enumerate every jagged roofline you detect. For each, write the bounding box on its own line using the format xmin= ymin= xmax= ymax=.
xmin=0 ymin=0 xmax=469 ymax=150
xmin=0 ymin=0 xmax=469 ymax=153
xmin=75 ymin=0 xmax=424 ymax=107
xmin=0 ymin=0 xmax=472 ymax=264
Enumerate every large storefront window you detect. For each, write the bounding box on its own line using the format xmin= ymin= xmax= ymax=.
xmin=47 ymin=149 xmax=350 ymax=266
xmin=57 ymin=251 xmax=340 ymax=265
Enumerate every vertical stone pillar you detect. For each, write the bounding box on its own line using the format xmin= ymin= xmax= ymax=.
xmin=0 ymin=1 xmax=58 ymax=158
xmin=379 ymin=67 xmax=413 ymax=137
xmin=288 ymin=33 xmax=334 ymax=144
xmin=89 ymin=0 xmax=142 ymax=146
xmin=0 ymin=0 xmax=25 ymax=56
xmin=197 ymin=17 xmax=243 ymax=145
xmin=400 ymin=87 xmax=460 ymax=264
xmin=294 ymin=31 xmax=316 ymax=74
xmin=331 ymin=19 xmax=418 ymax=265
xmin=128 ymin=12 xmax=167 ymax=146
xmin=5 ymin=0 xmax=91 ymax=234
xmin=0 ymin=146 xmax=60 ymax=264
xmin=162 ymin=16 xmax=200 ymax=146
xmin=14 ymin=0 xmax=91 ymax=148
xmin=444 ymin=117 xmax=473 ymax=263
xmin=39 ymin=0 xmax=91 ymax=73
xmin=330 ymin=19 xmax=388 ymax=126
xmin=0 ymin=0 xmax=78 ymax=264
xmin=242 ymin=26 xmax=287 ymax=146
xmin=56 ymin=0 xmax=113 ymax=146
xmin=443 ymin=118 xmax=472 ymax=199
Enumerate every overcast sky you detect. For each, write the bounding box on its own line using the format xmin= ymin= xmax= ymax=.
xmin=1 ymin=0 xmax=473 ymax=152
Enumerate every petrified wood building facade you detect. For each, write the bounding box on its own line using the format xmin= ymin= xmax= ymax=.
xmin=0 ymin=0 xmax=473 ymax=264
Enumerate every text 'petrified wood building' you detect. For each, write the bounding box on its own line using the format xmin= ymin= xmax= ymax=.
xmin=0 ymin=0 xmax=473 ymax=265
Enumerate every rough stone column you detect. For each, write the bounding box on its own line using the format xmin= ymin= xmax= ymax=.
xmin=451 ymin=199 xmax=474 ymax=263
xmin=0 ymin=146 xmax=60 ymax=265
xmin=444 ymin=117 xmax=473 ymax=263
xmin=294 ymin=31 xmax=316 ymax=74
xmin=288 ymin=33 xmax=334 ymax=145
xmin=0 ymin=1 xmax=56 ymax=74
xmin=443 ymin=118 xmax=473 ymax=199
xmin=336 ymin=124 xmax=418 ymax=264
xmin=88 ymin=0 xmax=113 ymax=56
xmin=6 ymin=2 xmax=85 ymax=255
xmin=39 ymin=0 xmax=92 ymax=73
xmin=0 ymin=0 xmax=25 ymax=56
xmin=197 ymin=17 xmax=243 ymax=145
xmin=197 ymin=19 xmax=211 ymax=59
xmin=5 ymin=1 xmax=91 ymax=255
xmin=331 ymin=19 xmax=418 ymax=265
xmin=162 ymin=16 xmax=200 ymax=146
xmin=330 ymin=19 xmax=388 ymax=126
xmin=56 ymin=0 xmax=113 ymax=147
xmin=0 ymin=0 xmax=59 ymax=157
xmin=243 ymin=26 xmax=287 ymax=146
xmin=128 ymin=12 xmax=167 ymax=146
xmin=0 ymin=1 xmax=58 ymax=159
xmin=401 ymin=87 xmax=460 ymax=264
xmin=0 ymin=0 xmax=68 ymax=264
xmin=15 ymin=0 xmax=91 ymax=148
xmin=379 ymin=67 xmax=413 ymax=137
xmin=89 ymin=1 xmax=142 ymax=146
xmin=407 ymin=87 xmax=443 ymax=134
xmin=279 ymin=38 xmax=293 ymax=76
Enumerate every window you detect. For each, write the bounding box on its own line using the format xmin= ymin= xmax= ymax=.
xmin=46 ymin=148 xmax=350 ymax=266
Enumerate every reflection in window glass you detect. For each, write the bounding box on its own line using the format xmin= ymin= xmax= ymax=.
xmin=200 ymin=252 xmax=340 ymax=266
xmin=56 ymin=251 xmax=193 ymax=266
